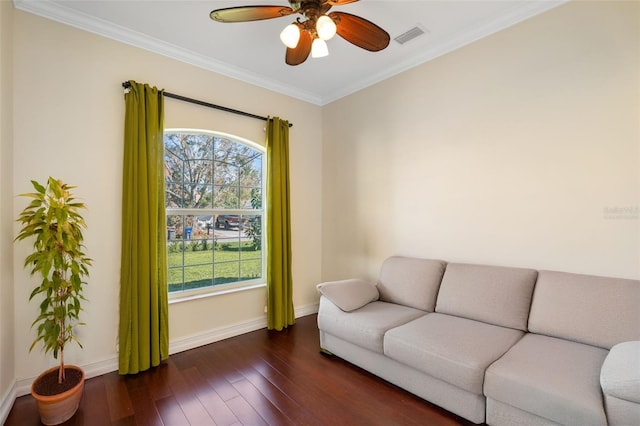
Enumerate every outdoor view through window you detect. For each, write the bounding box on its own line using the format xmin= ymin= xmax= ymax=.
xmin=164 ymin=130 xmax=265 ymax=294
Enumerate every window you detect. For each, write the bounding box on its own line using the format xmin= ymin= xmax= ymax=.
xmin=164 ymin=129 xmax=265 ymax=296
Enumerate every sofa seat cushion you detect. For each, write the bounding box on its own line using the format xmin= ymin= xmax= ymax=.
xmin=384 ymin=313 xmax=524 ymax=394
xmin=318 ymin=297 xmax=426 ymax=353
xmin=484 ymin=333 xmax=609 ymax=426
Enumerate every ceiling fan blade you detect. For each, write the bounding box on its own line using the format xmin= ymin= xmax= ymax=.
xmin=326 ymin=0 xmax=359 ymax=5
xmin=210 ymin=6 xmax=295 ymax=23
xmin=329 ymin=11 xmax=390 ymax=52
xmin=285 ymin=31 xmax=312 ymax=66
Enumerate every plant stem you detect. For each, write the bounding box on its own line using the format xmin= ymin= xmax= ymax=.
xmin=59 ymin=348 xmax=65 ymax=384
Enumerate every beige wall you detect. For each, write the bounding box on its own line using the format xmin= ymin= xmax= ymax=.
xmin=322 ymin=1 xmax=639 ymax=282
xmin=5 ymin=0 xmax=640 ymax=413
xmin=11 ymin=9 xmax=322 ymax=387
xmin=0 ymin=0 xmax=15 ymax=415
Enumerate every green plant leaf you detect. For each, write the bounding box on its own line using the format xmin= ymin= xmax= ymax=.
xmin=31 ymin=180 xmax=46 ymax=194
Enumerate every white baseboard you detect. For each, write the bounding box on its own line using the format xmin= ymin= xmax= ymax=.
xmin=295 ymin=303 xmax=319 ymax=318
xmin=169 ymin=315 xmax=267 ymax=355
xmin=169 ymin=302 xmax=319 ymax=355
xmin=0 ymin=381 xmax=17 ymax=425
xmin=9 ymin=302 xmax=319 ymax=400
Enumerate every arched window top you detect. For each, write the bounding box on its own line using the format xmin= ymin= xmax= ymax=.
xmin=166 ymin=128 xmax=265 ymax=156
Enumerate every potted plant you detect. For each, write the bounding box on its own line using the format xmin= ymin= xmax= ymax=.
xmin=15 ymin=177 xmax=92 ymax=425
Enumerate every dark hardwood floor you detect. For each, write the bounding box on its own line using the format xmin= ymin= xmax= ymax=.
xmin=5 ymin=314 xmax=473 ymax=425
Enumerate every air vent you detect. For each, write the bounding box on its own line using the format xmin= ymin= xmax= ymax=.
xmin=394 ymin=25 xmax=426 ymax=45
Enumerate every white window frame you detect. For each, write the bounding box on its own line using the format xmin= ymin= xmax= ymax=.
xmin=164 ymin=128 xmax=266 ymax=301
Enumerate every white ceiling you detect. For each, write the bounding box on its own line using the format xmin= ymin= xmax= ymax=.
xmin=14 ymin=0 xmax=566 ymax=105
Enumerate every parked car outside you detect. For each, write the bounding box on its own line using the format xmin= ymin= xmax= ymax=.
xmin=215 ymin=215 xmax=246 ymax=230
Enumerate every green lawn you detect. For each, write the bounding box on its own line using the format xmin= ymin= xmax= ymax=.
xmin=168 ymin=244 xmax=262 ymax=292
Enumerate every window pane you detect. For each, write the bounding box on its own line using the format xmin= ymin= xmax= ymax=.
xmin=239 ymin=160 xmax=261 ymax=185
xmin=172 ymin=133 xmax=214 ymax=161
xmin=164 ymin=140 xmax=185 ymax=184
xmin=183 ymin=265 xmax=213 ymax=290
xmin=167 ymin=214 xmax=183 ymax=239
xmin=215 ymin=137 xmax=257 ymax=165
xmin=240 ymin=259 xmax=261 ymax=281
xmin=196 ymin=216 xmax=215 ymax=236
xmin=240 ymin=187 xmax=261 ymax=210
xmin=213 ymin=185 xmax=240 ymax=209
xmin=183 ymin=243 xmax=213 ymax=266
xmin=242 ymin=214 xmax=262 ymax=251
xmin=216 ymin=232 xmax=242 ymax=257
xmin=165 ymin=151 xmax=184 ymax=180
xmin=184 ymin=215 xmax=197 ymax=240
xmin=214 ymin=160 xmax=239 ymax=186
xmin=167 ymin=241 xmax=184 ymax=267
xmin=214 ymin=261 xmax=240 ymax=285
xmin=185 ymin=159 xmax=213 ymax=184
xmin=165 ymin=182 xmax=184 ymax=208
xmin=182 ymin=184 xmax=212 ymax=209
xmin=168 ymin=268 xmax=184 ymax=293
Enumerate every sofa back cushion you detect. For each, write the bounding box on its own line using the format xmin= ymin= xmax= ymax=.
xmin=377 ymin=257 xmax=446 ymax=312
xmin=435 ymin=263 xmax=538 ymax=331
xmin=528 ymin=271 xmax=640 ymax=349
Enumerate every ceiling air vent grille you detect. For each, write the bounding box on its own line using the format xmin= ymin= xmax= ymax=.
xmin=394 ymin=26 xmax=426 ymax=45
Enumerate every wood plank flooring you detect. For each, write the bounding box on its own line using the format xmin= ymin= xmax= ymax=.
xmin=5 ymin=314 xmax=474 ymax=425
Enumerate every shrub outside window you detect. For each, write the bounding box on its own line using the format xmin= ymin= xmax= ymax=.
xmin=164 ymin=129 xmax=265 ymax=296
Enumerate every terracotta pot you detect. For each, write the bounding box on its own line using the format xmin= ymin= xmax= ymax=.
xmin=31 ymin=365 xmax=85 ymax=425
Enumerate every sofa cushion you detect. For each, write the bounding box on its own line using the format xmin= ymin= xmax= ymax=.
xmin=316 ymin=279 xmax=379 ymax=312
xmin=484 ymin=333 xmax=609 ymax=426
xmin=435 ymin=263 xmax=537 ymax=331
xmin=377 ymin=256 xmax=446 ymax=312
xmin=384 ymin=313 xmax=524 ymax=394
xmin=528 ymin=271 xmax=640 ymax=349
xmin=317 ymin=297 xmax=426 ymax=353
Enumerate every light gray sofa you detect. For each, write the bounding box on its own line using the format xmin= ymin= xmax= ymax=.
xmin=316 ymin=256 xmax=640 ymax=425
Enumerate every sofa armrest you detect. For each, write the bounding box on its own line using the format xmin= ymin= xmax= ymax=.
xmin=316 ymin=279 xmax=379 ymax=312
xmin=601 ymin=341 xmax=640 ymax=403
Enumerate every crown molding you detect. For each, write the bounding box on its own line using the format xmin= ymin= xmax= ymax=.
xmin=320 ymin=0 xmax=569 ymax=104
xmin=13 ymin=0 xmax=324 ymax=105
xmin=14 ymin=0 xmax=567 ymax=106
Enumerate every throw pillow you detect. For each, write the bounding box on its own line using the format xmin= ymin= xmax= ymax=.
xmin=317 ymin=279 xmax=379 ymax=312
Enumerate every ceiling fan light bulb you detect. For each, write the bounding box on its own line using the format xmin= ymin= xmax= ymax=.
xmin=311 ymin=38 xmax=329 ymax=58
xmin=316 ymin=15 xmax=336 ymax=40
xmin=280 ymin=24 xmax=300 ymax=49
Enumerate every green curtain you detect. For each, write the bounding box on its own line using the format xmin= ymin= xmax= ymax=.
xmin=266 ymin=117 xmax=295 ymax=331
xmin=118 ymin=81 xmax=169 ymax=374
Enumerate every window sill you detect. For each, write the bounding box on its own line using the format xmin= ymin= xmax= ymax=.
xmin=169 ymin=282 xmax=267 ymax=305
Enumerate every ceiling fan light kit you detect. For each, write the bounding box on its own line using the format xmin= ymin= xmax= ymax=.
xmin=210 ymin=0 xmax=390 ymax=66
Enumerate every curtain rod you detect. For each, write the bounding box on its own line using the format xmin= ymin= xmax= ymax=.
xmin=121 ymin=82 xmax=293 ymax=128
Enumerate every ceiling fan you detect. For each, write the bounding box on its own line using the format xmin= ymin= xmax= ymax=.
xmin=210 ymin=0 xmax=390 ymax=66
